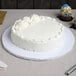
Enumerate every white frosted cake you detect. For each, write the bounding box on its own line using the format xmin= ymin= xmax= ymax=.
xmin=11 ymin=14 xmax=64 ymax=52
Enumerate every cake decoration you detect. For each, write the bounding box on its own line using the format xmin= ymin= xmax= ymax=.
xmin=70 ymin=16 xmax=76 ymax=29
xmin=74 ymin=16 xmax=76 ymax=24
xmin=58 ymin=4 xmax=73 ymax=21
xmin=61 ymin=4 xmax=72 ymax=16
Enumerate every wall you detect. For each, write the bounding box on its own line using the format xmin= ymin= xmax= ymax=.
xmin=0 ymin=0 xmax=76 ymax=9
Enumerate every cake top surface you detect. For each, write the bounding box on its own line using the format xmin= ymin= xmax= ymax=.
xmin=12 ymin=14 xmax=64 ymax=43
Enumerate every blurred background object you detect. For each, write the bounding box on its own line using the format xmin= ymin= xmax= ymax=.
xmin=0 ymin=0 xmax=76 ymax=9
xmin=0 ymin=11 xmax=7 ymax=25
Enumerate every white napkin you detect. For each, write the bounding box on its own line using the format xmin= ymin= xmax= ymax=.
xmin=0 ymin=60 xmax=8 ymax=70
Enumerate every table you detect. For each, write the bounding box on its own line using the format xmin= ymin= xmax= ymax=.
xmin=0 ymin=9 xmax=76 ymax=76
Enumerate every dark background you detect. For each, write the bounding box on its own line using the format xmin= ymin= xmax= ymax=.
xmin=0 ymin=0 xmax=76 ymax=9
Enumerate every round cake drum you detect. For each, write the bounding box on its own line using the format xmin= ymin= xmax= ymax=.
xmin=2 ymin=26 xmax=75 ymax=60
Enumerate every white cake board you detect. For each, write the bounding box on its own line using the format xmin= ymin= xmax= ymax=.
xmin=2 ymin=26 xmax=75 ymax=60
